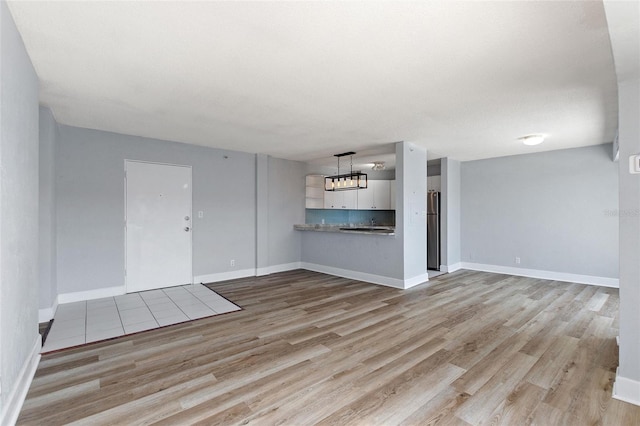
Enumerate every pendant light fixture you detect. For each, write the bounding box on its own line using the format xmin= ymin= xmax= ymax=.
xmin=324 ymin=152 xmax=368 ymax=191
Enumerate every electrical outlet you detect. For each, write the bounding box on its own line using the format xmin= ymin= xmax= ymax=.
xmin=198 ymin=211 xmax=204 ymax=218
xmin=515 ymin=257 xmax=521 ymax=264
xmin=230 ymin=259 xmax=235 ymax=267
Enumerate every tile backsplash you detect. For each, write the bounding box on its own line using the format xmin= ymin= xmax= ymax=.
xmin=305 ymin=209 xmax=395 ymax=226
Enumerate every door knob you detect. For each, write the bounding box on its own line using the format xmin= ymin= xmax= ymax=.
xmin=184 ymin=227 xmax=190 ymax=232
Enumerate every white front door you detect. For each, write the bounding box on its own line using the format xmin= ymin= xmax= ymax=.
xmin=125 ymin=160 xmax=192 ymax=293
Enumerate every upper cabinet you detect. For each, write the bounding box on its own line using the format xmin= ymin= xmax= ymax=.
xmin=357 ymin=180 xmax=391 ymax=210
xmin=373 ymin=180 xmax=391 ymax=210
xmin=305 ymin=175 xmax=324 ymax=209
xmin=307 ymin=175 xmax=394 ymax=210
xmin=324 ymin=190 xmax=357 ymax=209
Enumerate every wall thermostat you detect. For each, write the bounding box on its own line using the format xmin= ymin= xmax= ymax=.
xmin=630 ymin=155 xmax=640 ymax=174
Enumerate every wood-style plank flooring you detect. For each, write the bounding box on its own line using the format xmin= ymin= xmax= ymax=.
xmin=18 ymin=269 xmax=640 ymax=425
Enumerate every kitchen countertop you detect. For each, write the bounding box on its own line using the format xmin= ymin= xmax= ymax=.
xmin=294 ymin=224 xmax=395 ymax=236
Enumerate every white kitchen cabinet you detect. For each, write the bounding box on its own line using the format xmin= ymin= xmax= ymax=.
xmin=357 ymin=180 xmax=391 ymax=210
xmin=305 ymin=174 xmax=325 ymax=209
xmin=372 ymin=180 xmax=391 ymax=210
xmin=343 ymin=191 xmax=357 ymax=209
xmin=324 ymin=190 xmax=357 ymax=209
xmin=356 ymin=186 xmax=373 ymax=210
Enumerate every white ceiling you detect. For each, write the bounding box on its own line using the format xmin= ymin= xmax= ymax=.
xmin=7 ymin=1 xmax=618 ymax=162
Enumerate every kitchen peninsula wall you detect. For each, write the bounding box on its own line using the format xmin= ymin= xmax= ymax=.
xmin=301 ymin=142 xmax=428 ymax=289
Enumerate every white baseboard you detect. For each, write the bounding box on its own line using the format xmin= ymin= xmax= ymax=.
xmin=440 ymin=263 xmax=462 ymax=273
xmin=1 ymin=335 xmax=41 ymax=426
xmin=38 ymin=296 xmax=59 ymax=323
xmin=256 ymin=262 xmax=301 ymax=276
xmin=301 ymin=262 xmax=405 ymax=288
xmin=55 ymin=265 xmax=300 ymax=307
xmin=58 ymin=285 xmax=126 ymax=304
xmin=613 ymin=368 xmax=640 ymax=406
xmin=404 ymin=273 xmax=430 ymax=289
xmin=460 ymin=262 xmax=619 ymax=288
xmin=301 ymin=262 xmax=429 ymax=290
xmin=194 ymin=268 xmax=256 ymax=284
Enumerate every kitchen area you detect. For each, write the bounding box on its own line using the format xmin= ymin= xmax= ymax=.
xmin=293 ymin=143 xmax=456 ymax=288
xmin=295 ymin=172 xmax=397 ymax=235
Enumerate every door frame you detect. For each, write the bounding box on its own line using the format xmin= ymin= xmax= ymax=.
xmin=124 ymin=159 xmax=193 ymax=293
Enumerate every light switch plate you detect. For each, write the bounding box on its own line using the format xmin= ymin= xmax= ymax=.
xmin=629 ymin=155 xmax=640 ymax=174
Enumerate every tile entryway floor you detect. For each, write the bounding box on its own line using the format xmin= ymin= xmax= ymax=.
xmin=42 ymin=284 xmax=240 ymax=353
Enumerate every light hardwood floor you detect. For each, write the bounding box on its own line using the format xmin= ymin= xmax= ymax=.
xmin=18 ymin=269 xmax=640 ymax=425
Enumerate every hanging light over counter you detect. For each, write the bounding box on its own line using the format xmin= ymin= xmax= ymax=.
xmin=324 ymin=152 xmax=367 ymax=191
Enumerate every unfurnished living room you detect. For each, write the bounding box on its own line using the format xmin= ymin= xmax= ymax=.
xmin=1 ymin=1 xmax=639 ymax=425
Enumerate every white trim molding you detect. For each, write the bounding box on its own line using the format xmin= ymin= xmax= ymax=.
xmin=301 ymin=262 xmax=429 ymax=290
xmin=54 ymin=265 xmax=301 ymax=308
xmin=58 ymin=285 xmax=126 ymax=304
xmin=404 ymin=273 xmax=430 ymax=289
xmin=302 ymin=262 xmax=404 ymax=288
xmin=38 ymin=296 xmax=59 ymax=323
xmin=256 ymin=262 xmax=301 ymax=277
xmin=1 ymin=335 xmax=41 ymax=426
xmin=461 ymin=262 xmax=619 ymax=288
xmin=440 ymin=263 xmax=462 ymax=273
xmin=613 ymin=368 xmax=640 ymax=406
xmin=194 ymin=268 xmax=255 ymax=284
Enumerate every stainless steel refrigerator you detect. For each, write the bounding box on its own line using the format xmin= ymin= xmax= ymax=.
xmin=427 ymin=191 xmax=440 ymax=270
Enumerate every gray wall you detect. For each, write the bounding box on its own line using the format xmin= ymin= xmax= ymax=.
xmin=39 ymin=106 xmax=57 ymax=310
xmin=0 ymin=0 xmax=40 ymax=419
xmin=604 ymin=0 xmax=640 ymax=390
xmin=265 ymin=156 xmax=305 ymax=267
xmin=56 ymin=125 xmax=257 ymax=293
xmin=461 ymin=144 xmax=618 ymax=279
xmin=256 ymin=154 xmax=269 ymax=270
xmin=427 ymin=159 xmax=441 ymax=177
xmin=441 ymin=158 xmax=461 ymax=268
xmin=617 ymin=79 xmax=640 ymax=385
xmin=398 ymin=142 xmax=427 ymax=279
xmin=306 ymin=164 xmax=395 ymax=181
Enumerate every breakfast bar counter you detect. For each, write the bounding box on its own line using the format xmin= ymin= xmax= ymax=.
xmin=294 ymin=224 xmax=395 ymax=236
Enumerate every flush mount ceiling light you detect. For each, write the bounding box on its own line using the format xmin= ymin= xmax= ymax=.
xmin=519 ymin=134 xmax=545 ymax=146
xmin=371 ymin=161 xmax=386 ymax=171
xmin=325 ymin=152 xmax=367 ymax=191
